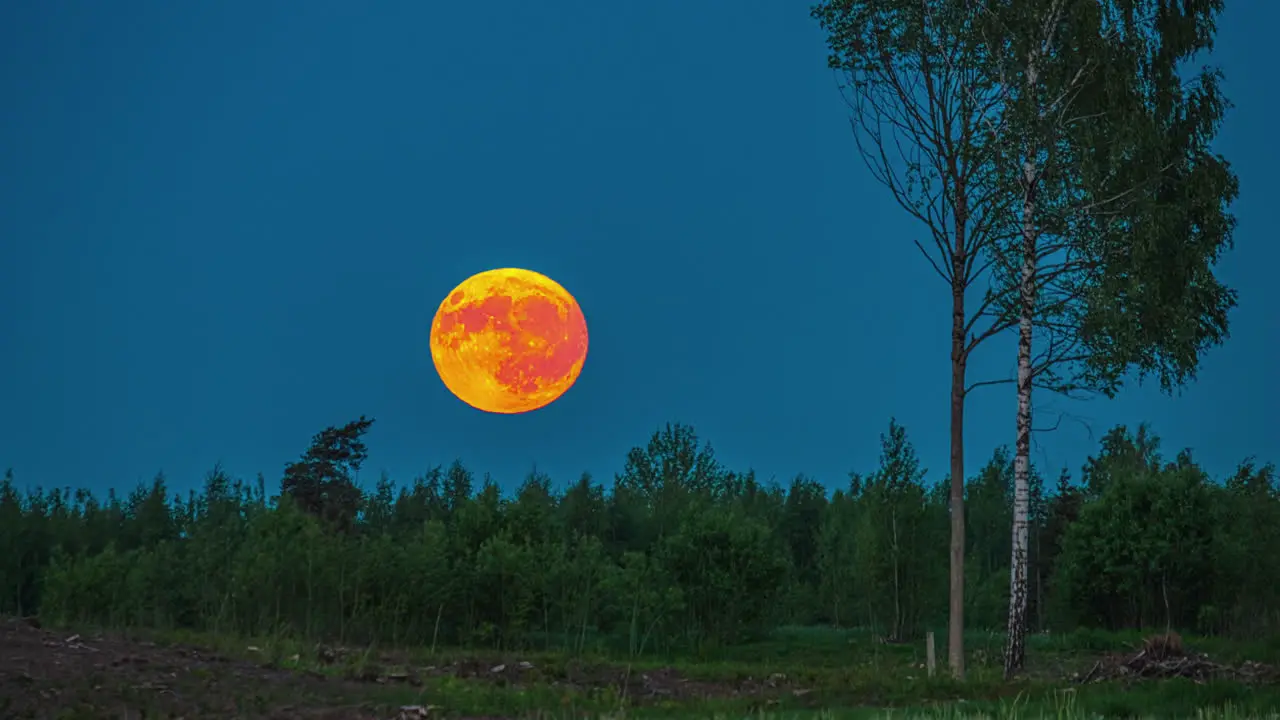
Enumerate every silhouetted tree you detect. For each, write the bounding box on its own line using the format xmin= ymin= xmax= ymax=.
xmin=281 ymin=416 xmax=375 ymax=533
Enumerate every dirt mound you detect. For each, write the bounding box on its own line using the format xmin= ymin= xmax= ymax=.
xmin=1076 ymin=632 xmax=1280 ymax=685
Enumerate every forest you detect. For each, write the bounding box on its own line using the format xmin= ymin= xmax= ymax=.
xmin=3 ymin=418 xmax=1277 ymax=658
xmin=3 ymin=0 xmax=1273 ymax=715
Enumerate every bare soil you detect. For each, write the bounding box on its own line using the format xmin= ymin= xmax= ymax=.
xmin=1 ymin=616 xmax=395 ymax=719
xmin=0 ymin=617 xmax=799 ymax=719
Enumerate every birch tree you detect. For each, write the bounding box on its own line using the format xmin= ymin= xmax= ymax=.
xmin=810 ymin=0 xmax=1024 ymax=678
xmin=976 ymin=0 xmax=1238 ymax=676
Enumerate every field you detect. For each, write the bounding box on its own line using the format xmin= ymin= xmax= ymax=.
xmin=5 ymin=619 xmax=1280 ymax=719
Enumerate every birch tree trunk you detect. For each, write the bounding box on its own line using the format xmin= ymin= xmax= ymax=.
xmin=1005 ymin=155 xmax=1037 ymax=677
xmin=1003 ymin=7 xmax=1047 ymax=666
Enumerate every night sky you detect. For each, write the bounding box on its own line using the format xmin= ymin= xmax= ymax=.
xmin=2 ymin=1 xmax=1276 ymax=498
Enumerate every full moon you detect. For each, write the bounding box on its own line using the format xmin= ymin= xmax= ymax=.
xmin=429 ymin=268 xmax=588 ymax=414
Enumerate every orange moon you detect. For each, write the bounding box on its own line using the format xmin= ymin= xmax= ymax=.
xmin=429 ymin=268 xmax=588 ymax=414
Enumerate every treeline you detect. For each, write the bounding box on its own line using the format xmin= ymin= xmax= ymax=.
xmin=1 ymin=420 xmax=1277 ymax=655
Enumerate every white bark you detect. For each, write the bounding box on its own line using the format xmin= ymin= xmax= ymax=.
xmin=1005 ymin=156 xmax=1037 ymax=677
xmin=1004 ymin=31 xmax=1045 ymax=674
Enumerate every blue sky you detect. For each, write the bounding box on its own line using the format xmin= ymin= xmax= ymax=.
xmin=2 ymin=1 xmax=1275 ymax=498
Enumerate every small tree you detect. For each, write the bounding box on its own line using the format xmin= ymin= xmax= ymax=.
xmin=811 ymin=0 xmax=1028 ymax=677
xmin=858 ymin=419 xmax=933 ymax=640
xmin=281 ymin=416 xmax=375 ymax=533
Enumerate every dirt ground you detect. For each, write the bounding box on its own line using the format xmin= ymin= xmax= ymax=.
xmin=0 ymin=617 xmax=799 ymax=719
xmin=16 ymin=617 xmax=1270 ymax=719
xmin=0 ymin=616 xmax=396 ymax=719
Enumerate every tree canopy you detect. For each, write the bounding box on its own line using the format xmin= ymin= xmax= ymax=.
xmin=1 ymin=420 xmax=1275 ymax=654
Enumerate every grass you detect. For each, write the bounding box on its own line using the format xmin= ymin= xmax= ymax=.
xmin=47 ymin=622 xmax=1280 ymax=718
